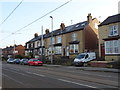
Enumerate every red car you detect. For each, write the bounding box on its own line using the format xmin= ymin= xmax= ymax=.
xmin=28 ymin=59 xmax=43 ymax=66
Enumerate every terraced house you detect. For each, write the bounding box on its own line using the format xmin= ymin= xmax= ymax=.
xmin=25 ymin=14 xmax=99 ymax=60
xmin=98 ymin=14 xmax=120 ymax=61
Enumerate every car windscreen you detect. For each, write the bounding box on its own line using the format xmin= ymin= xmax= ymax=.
xmin=9 ymin=59 xmax=14 ymax=61
xmin=23 ymin=59 xmax=28 ymax=61
xmin=76 ymin=54 xmax=85 ymax=59
xmin=33 ymin=60 xmax=41 ymax=61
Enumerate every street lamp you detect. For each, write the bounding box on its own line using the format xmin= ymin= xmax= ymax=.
xmin=50 ymin=16 xmax=53 ymax=64
xmin=13 ymin=40 xmax=15 ymax=58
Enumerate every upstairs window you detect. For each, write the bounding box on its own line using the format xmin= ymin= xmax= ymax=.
xmin=37 ymin=41 xmax=40 ymax=47
xmin=109 ymin=25 xmax=118 ymax=36
xmin=27 ymin=44 xmax=29 ymax=49
xmin=71 ymin=33 xmax=77 ymax=41
xmin=51 ymin=37 xmax=55 ymax=44
xmin=57 ymin=36 xmax=62 ymax=43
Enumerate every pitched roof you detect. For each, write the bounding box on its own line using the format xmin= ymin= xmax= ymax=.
xmin=44 ymin=21 xmax=88 ymax=37
xmin=99 ymin=14 xmax=120 ymax=26
xmin=26 ymin=20 xmax=88 ymax=43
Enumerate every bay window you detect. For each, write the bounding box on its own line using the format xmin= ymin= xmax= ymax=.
xmin=105 ymin=40 xmax=120 ymax=54
xmin=70 ymin=44 xmax=79 ymax=54
xmin=55 ymin=46 xmax=62 ymax=54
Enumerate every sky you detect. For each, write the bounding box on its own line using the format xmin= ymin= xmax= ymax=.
xmin=0 ymin=0 xmax=119 ymax=48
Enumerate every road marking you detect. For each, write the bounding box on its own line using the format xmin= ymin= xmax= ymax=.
xmin=3 ymin=68 xmax=28 ymax=77
xmin=4 ymin=67 xmax=20 ymax=72
xmin=0 ymin=86 xmax=2 ymax=89
xmin=58 ymin=79 xmax=97 ymax=88
xmin=3 ymin=74 xmax=25 ymax=85
xmin=26 ymin=71 xmax=45 ymax=77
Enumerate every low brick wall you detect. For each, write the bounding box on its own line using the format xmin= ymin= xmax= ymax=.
xmin=89 ymin=61 xmax=108 ymax=67
xmin=89 ymin=61 xmax=120 ymax=68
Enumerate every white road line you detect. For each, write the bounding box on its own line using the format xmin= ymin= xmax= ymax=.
xmin=3 ymin=68 xmax=28 ymax=77
xmin=58 ymin=78 xmax=97 ymax=88
xmin=3 ymin=67 xmax=20 ymax=72
xmin=26 ymin=71 xmax=45 ymax=77
xmin=0 ymin=86 xmax=2 ymax=89
xmin=67 ymin=68 xmax=117 ymax=79
xmin=3 ymin=74 xmax=25 ymax=85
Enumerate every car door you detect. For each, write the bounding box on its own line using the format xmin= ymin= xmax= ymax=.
xmin=28 ymin=59 xmax=33 ymax=65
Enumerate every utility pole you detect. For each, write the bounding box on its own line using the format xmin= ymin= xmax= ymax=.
xmin=41 ymin=26 xmax=43 ymax=61
xmin=13 ymin=40 xmax=15 ymax=58
xmin=50 ymin=16 xmax=53 ymax=64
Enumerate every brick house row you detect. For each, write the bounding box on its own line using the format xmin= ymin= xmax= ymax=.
xmin=2 ymin=45 xmax=25 ymax=58
xmin=25 ymin=14 xmax=100 ymax=60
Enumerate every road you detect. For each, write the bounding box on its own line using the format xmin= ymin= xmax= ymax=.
xmin=2 ymin=61 xmax=119 ymax=89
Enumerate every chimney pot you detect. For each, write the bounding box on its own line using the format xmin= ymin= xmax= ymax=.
xmin=60 ymin=23 xmax=65 ymax=30
xmin=87 ymin=13 xmax=92 ymax=24
xmin=45 ymin=29 xmax=50 ymax=34
xmin=34 ymin=33 xmax=38 ymax=38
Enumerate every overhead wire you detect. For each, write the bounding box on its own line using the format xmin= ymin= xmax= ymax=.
xmin=0 ymin=0 xmax=24 ymax=26
xmin=0 ymin=0 xmax=72 ymax=41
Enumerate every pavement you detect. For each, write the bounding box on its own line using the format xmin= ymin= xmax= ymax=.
xmin=44 ymin=64 xmax=120 ymax=73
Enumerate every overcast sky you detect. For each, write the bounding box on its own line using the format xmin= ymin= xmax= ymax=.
xmin=0 ymin=0 xmax=119 ymax=48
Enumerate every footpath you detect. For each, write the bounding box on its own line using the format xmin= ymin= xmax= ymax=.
xmin=44 ymin=64 xmax=120 ymax=73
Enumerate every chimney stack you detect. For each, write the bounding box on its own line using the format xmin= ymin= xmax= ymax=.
xmin=34 ymin=33 xmax=38 ymax=38
xmin=87 ymin=13 xmax=92 ymax=24
xmin=45 ymin=29 xmax=50 ymax=34
xmin=60 ymin=23 xmax=65 ymax=30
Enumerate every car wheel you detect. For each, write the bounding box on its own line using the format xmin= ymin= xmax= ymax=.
xmin=83 ymin=63 xmax=88 ymax=67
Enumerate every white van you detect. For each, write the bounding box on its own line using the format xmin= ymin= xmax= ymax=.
xmin=73 ymin=52 xmax=96 ymax=66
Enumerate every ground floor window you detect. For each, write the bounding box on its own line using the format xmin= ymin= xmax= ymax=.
xmin=70 ymin=44 xmax=79 ymax=54
xmin=105 ymin=39 xmax=120 ymax=54
xmin=39 ymin=48 xmax=44 ymax=55
xmin=55 ymin=46 xmax=62 ymax=54
xmin=48 ymin=47 xmax=54 ymax=55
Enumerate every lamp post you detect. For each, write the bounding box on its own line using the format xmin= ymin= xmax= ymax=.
xmin=50 ymin=16 xmax=53 ymax=64
xmin=41 ymin=25 xmax=43 ymax=61
xmin=13 ymin=40 xmax=15 ymax=58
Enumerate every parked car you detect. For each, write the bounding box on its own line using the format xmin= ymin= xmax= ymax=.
xmin=7 ymin=58 xmax=14 ymax=63
xmin=20 ymin=59 xmax=29 ymax=65
xmin=28 ymin=59 xmax=43 ymax=66
xmin=14 ymin=59 xmax=21 ymax=64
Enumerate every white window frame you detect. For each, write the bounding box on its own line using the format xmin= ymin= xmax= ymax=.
xmin=57 ymin=36 xmax=62 ymax=43
xmin=55 ymin=46 xmax=62 ymax=54
xmin=37 ymin=41 xmax=40 ymax=47
xmin=27 ymin=44 xmax=29 ymax=49
xmin=31 ymin=43 xmax=33 ymax=48
xmin=109 ymin=25 xmax=118 ymax=36
xmin=105 ymin=40 xmax=120 ymax=54
xmin=70 ymin=44 xmax=79 ymax=54
xmin=71 ymin=33 xmax=77 ymax=41
xmin=51 ymin=37 xmax=55 ymax=44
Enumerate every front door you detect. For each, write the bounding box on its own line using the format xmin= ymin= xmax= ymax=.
xmin=100 ymin=44 xmax=105 ymax=58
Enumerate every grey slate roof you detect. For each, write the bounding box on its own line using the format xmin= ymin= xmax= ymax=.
xmin=26 ymin=20 xmax=88 ymax=43
xmin=99 ymin=14 xmax=120 ymax=26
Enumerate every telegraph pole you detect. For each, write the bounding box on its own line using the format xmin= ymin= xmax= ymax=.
xmin=50 ymin=16 xmax=53 ymax=64
xmin=41 ymin=26 xmax=43 ymax=61
xmin=13 ymin=40 xmax=15 ymax=58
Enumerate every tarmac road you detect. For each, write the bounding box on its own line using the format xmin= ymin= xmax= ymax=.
xmin=2 ymin=61 xmax=119 ymax=89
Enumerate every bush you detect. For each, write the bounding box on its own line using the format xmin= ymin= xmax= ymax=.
xmin=15 ymin=55 xmax=24 ymax=59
